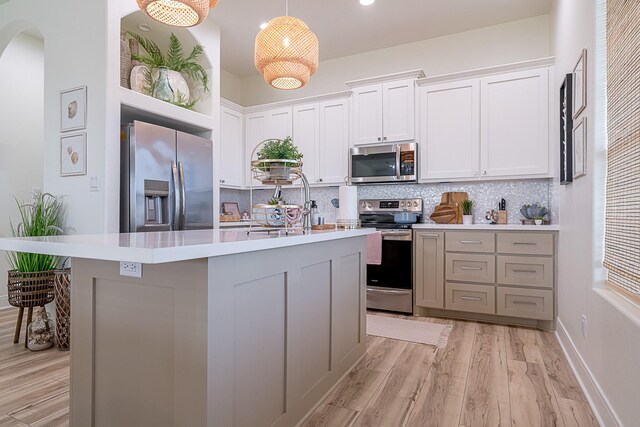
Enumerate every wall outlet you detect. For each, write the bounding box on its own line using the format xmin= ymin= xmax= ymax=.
xmin=120 ymin=261 xmax=142 ymax=278
xmin=89 ymin=176 xmax=100 ymax=192
xmin=581 ymin=314 xmax=588 ymax=338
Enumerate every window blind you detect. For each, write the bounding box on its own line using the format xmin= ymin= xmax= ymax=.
xmin=604 ymin=0 xmax=640 ymax=301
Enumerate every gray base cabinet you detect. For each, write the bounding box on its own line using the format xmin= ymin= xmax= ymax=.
xmin=414 ymin=229 xmax=557 ymax=331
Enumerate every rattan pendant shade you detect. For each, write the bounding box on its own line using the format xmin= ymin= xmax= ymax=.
xmin=255 ymin=16 xmax=319 ymax=90
xmin=137 ymin=0 xmax=219 ymax=27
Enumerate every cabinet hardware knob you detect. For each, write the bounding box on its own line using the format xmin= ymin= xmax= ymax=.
xmin=482 ymin=171 xmax=487 ymax=175
xmin=383 ymin=136 xmax=387 ymax=141
xmin=377 ymin=137 xmax=381 ymax=141
xmin=319 ymin=178 xmax=323 ymax=182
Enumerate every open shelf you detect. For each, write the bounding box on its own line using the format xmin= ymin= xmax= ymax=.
xmin=119 ymin=87 xmax=215 ymax=133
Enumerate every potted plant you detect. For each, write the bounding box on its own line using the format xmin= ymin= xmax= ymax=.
xmin=127 ymin=31 xmax=209 ymax=110
xmin=253 ymin=136 xmax=303 ymax=183
xmin=461 ymin=200 xmax=474 ymax=225
xmin=535 ymin=215 xmax=543 ymax=226
xmin=6 ymin=192 xmax=65 ymax=347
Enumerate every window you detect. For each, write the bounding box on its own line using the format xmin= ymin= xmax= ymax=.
xmin=604 ymin=0 xmax=640 ymax=302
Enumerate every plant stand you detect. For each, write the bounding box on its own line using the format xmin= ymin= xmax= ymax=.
xmin=54 ymin=268 xmax=71 ymax=351
xmin=7 ymin=270 xmax=55 ymax=348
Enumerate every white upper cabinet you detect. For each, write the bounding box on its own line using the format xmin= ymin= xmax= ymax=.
xmin=419 ymin=79 xmax=480 ymax=180
xmin=244 ymin=107 xmax=293 ymax=188
xmin=220 ymin=105 xmax=244 ymax=188
xmin=480 ymin=68 xmax=549 ymax=177
xmin=353 ymin=79 xmax=415 ymax=145
xmin=319 ymin=98 xmax=350 ymax=185
xmin=292 ymin=98 xmax=350 ymax=186
xmin=293 ymin=103 xmax=320 ymax=183
xmin=418 ymin=64 xmax=551 ymax=182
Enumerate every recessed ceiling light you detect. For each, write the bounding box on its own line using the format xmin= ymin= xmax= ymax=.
xmin=259 ymin=22 xmax=268 ymax=30
xmin=360 ymin=0 xmax=375 ymax=5
xmin=138 ymin=23 xmax=152 ymax=32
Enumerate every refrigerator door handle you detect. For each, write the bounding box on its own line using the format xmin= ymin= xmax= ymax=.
xmin=171 ymin=161 xmax=181 ymax=230
xmin=178 ymin=161 xmax=186 ymax=230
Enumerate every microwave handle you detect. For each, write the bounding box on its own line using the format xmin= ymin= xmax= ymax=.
xmin=395 ymin=145 xmax=401 ymax=179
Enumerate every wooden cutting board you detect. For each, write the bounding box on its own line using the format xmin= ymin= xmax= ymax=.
xmin=430 ymin=192 xmax=468 ymax=224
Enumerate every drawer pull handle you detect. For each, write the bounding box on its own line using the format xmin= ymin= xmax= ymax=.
xmin=460 ymin=296 xmax=482 ymax=301
xmin=461 ymin=266 xmax=482 ymax=271
xmin=422 ymin=233 xmax=440 ymax=237
xmin=513 ymin=242 xmax=537 ymax=245
xmin=513 ymin=300 xmax=537 ymax=305
xmin=513 ymin=269 xmax=537 ymax=273
xmin=460 ymin=240 xmax=483 ymax=244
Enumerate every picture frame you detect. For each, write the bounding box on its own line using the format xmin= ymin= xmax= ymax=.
xmin=221 ymin=202 xmax=240 ymax=217
xmin=60 ymin=132 xmax=87 ymax=176
xmin=572 ymin=49 xmax=587 ymax=119
xmin=60 ymin=86 xmax=87 ymax=132
xmin=560 ymin=73 xmax=574 ymax=185
xmin=573 ymin=116 xmax=587 ymax=179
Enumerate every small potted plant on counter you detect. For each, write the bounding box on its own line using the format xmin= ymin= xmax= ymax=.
xmin=461 ymin=200 xmax=474 ymax=225
xmin=535 ymin=215 xmax=543 ymax=226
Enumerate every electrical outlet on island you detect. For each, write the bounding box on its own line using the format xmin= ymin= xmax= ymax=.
xmin=120 ymin=261 xmax=142 ymax=278
xmin=581 ymin=314 xmax=588 ymax=338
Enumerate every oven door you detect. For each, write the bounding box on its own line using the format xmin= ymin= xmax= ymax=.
xmin=367 ymin=229 xmax=413 ymax=313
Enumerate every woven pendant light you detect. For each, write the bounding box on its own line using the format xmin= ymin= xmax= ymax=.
xmin=137 ymin=0 xmax=218 ymax=27
xmin=254 ymin=8 xmax=319 ymax=90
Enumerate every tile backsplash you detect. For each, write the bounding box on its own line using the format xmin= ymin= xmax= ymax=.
xmin=221 ymin=178 xmax=557 ymax=225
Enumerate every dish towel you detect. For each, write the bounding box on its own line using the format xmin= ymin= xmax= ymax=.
xmin=366 ymin=231 xmax=382 ymax=265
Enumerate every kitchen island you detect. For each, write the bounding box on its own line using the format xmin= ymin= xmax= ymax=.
xmin=0 ymin=228 xmax=374 ymax=427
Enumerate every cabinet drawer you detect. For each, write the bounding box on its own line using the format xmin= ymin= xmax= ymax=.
xmin=497 ymin=256 xmax=554 ymax=288
xmin=445 ymin=282 xmax=495 ymax=314
xmin=446 ymin=253 xmax=495 ymax=283
xmin=497 ymin=287 xmax=553 ymax=320
xmin=497 ymin=232 xmax=553 ymax=255
xmin=446 ymin=231 xmax=495 ymax=253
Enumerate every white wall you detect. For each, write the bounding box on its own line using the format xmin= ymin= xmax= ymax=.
xmin=223 ymin=15 xmax=551 ymax=106
xmin=551 ymin=0 xmax=640 ymax=425
xmin=220 ymin=68 xmax=244 ymax=106
xmin=0 ymin=32 xmax=44 ymax=308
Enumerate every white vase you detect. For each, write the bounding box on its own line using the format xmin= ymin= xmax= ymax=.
xmin=535 ymin=219 xmax=542 ymax=225
xmin=462 ymin=215 xmax=473 ymax=225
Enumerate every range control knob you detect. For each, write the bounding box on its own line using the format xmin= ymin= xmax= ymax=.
xmin=413 ymin=201 xmax=419 ymax=207
xmin=400 ymin=202 xmax=406 ymax=207
xmin=366 ymin=202 xmax=372 ymax=208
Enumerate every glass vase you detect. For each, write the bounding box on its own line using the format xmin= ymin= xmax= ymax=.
xmin=153 ymin=66 xmax=175 ymax=102
xmin=27 ymin=307 xmax=55 ymax=351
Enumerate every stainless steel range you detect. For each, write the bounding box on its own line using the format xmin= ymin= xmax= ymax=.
xmin=360 ymin=198 xmax=423 ymax=314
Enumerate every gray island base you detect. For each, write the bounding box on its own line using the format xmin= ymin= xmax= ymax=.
xmin=0 ymin=229 xmax=372 ymax=426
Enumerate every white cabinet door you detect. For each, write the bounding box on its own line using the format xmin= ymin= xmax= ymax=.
xmin=319 ymin=98 xmax=349 ymax=185
xmin=419 ymin=79 xmax=480 ymax=181
xmin=480 ymin=68 xmax=549 ymax=177
xmin=383 ymin=79 xmax=415 ymax=143
xmin=245 ymin=112 xmax=267 ymax=187
xmin=220 ymin=106 xmax=244 ymax=188
xmin=293 ymin=103 xmax=320 ymax=184
xmin=266 ymin=107 xmax=293 ymax=140
xmin=353 ymin=85 xmax=383 ymax=145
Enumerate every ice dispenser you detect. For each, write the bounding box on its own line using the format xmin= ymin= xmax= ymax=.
xmin=144 ymin=180 xmax=169 ymax=226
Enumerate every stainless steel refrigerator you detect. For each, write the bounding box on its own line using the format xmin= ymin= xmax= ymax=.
xmin=120 ymin=120 xmax=214 ymax=233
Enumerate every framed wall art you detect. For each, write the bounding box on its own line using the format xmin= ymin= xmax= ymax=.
xmin=221 ymin=202 xmax=240 ymax=217
xmin=573 ymin=116 xmax=587 ymax=179
xmin=60 ymin=86 xmax=87 ymax=131
xmin=60 ymin=132 xmax=87 ymax=176
xmin=572 ymin=49 xmax=587 ymax=119
xmin=560 ymin=73 xmax=574 ymax=184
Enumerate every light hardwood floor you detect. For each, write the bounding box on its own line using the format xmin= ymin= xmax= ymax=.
xmin=0 ymin=308 xmax=598 ymax=426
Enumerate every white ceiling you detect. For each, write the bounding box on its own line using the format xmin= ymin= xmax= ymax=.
xmin=209 ymin=0 xmax=553 ymax=78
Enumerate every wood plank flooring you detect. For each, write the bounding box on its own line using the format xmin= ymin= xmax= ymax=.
xmin=0 ymin=308 xmax=598 ymax=426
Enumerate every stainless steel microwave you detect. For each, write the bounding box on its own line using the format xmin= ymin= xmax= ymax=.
xmin=349 ymin=143 xmax=417 ymax=184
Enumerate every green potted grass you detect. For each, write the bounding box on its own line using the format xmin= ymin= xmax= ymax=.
xmin=252 ymin=136 xmax=303 ymax=184
xmin=6 ymin=192 xmax=65 ymax=346
xmin=461 ymin=200 xmax=474 ymax=225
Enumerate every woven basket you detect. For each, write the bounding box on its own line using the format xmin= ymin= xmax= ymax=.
xmin=7 ymin=270 xmax=55 ymax=308
xmin=54 ymin=269 xmax=71 ymax=351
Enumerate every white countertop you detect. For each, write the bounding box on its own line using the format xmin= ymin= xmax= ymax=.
xmin=413 ymin=223 xmax=560 ymax=231
xmin=0 ymin=228 xmax=375 ymax=264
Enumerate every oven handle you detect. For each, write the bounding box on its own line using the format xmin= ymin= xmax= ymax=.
xmin=367 ymin=288 xmax=412 ymax=296
xmin=380 ymin=230 xmax=413 ymax=241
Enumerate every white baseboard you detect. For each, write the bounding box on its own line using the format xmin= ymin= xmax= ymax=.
xmin=555 ymin=318 xmax=622 ymax=427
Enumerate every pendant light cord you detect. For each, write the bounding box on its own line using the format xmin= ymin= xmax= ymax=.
xmin=285 ymin=0 xmax=289 ymax=16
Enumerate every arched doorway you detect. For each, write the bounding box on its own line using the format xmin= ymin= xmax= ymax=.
xmin=0 ymin=25 xmax=44 ymax=308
